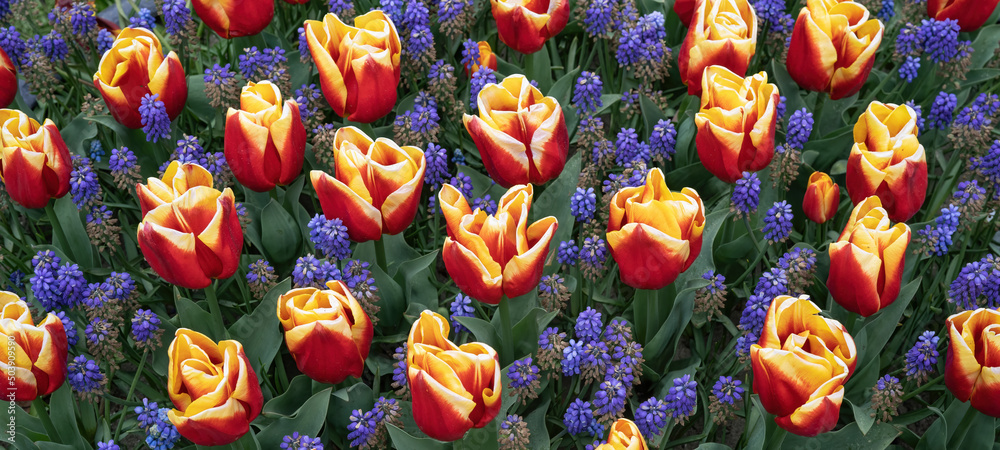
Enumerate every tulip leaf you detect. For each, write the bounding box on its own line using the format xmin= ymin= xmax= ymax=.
xmin=526 ymin=47 xmax=552 ymax=93
xmin=229 ymin=277 xmax=288 ymax=375
xmin=640 ymin=95 xmax=668 ymax=141
xmin=525 ymin=396 xmax=551 ymax=450
xmin=970 ymin=25 xmax=1000 ymax=69
xmin=52 ymin=196 xmax=94 ymax=269
xmin=256 ymin=387 xmax=332 ymax=449
xmin=394 ymin=250 xmax=440 ymax=312
xmin=260 ymin=199 xmax=302 ymax=265
xmin=386 ymin=424 xmax=449 ymax=450
xmin=372 ymin=262 xmax=406 ymax=329
xmin=263 ymin=375 xmax=314 ymax=417
xmin=856 ymin=278 xmax=922 ymax=369
xmin=547 ymin=68 xmax=581 ymax=108
xmin=535 ymin=152 xmax=581 ymax=255
xmin=847 ymin=399 xmax=876 ymax=435
xmin=455 ymin=316 xmax=501 ymax=351
xmin=327 ymin=381 xmax=373 ymax=435
xmin=59 ymin=115 xmax=98 ymax=157
xmin=186 ymin=75 xmax=219 ymax=125
xmin=45 ymin=384 xmax=88 ymax=448
xmin=455 ymin=421 xmax=499 ymax=450
xmin=175 ymin=293 xmax=225 ymax=341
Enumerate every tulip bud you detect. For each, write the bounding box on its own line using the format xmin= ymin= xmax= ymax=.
xmin=224 ymin=80 xmax=306 ymax=192
xmin=310 ymin=127 xmax=425 ymax=243
xmin=167 ymin=328 xmax=263 ymax=446
xmin=464 ymin=41 xmax=498 ymax=76
xmin=304 ymin=12 xmax=401 ymax=123
xmin=751 ymin=295 xmax=857 ymax=436
xmin=490 ymin=0 xmax=569 ymax=54
xmin=0 ymin=47 xmax=16 ymax=108
xmin=191 ymin=0 xmax=273 ymax=38
xmin=464 ymin=74 xmax=568 ymax=188
xmin=802 ymin=172 xmax=839 ymax=224
xmin=93 ymin=28 xmax=187 ymax=129
xmin=0 ymin=109 xmax=72 ymax=209
xmin=694 ymin=65 xmax=780 ymax=183
xmin=928 ymin=0 xmax=1000 ymax=31
xmin=0 ymin=291 xmax=67 ymax=401
xmin=678 ymin=0 xmax=758 ymax=96
xmin=136 ymin=160 xmax=214 ymax=216
xmin=945 ymin=308 xmax=1000 ymax=417
xmin=786 ymin=0 xmax=883 ymax=100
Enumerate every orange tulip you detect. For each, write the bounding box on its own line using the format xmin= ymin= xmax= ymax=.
xmin=0 ymin=47 xmax=15 ymax=108
xmin=407 ymin=310 xmax=501 ymax=441
xmin=846 ymin=101 xmax=926 ymax=222
xmin=167 ymin=328 xmax=263 ymax=446
xmin=310 ymin=127 xmax=425 ymax=242
xmin=674 ymin=0 xmax=697 ymax=25
xmin=786 ymin=0 xmax=883 ymax=100
xmin=593 ymin=419 xmax=648 ymax=450
xmin=678 ymin=0 xmax=758 ymax=96
xmin=439 ymin=183 xmax=558 ymax=304
xmin=0 ymin=291 xmax=67 ymax=401
xmin=0 ymin=109 xmax=72 ymax=209
xmin=803 ymin=171 xmax=840 ymax=224
xmin=191 ymin=0 xmax=273 ymax=38
xmin=694 ymin=65 xmax=779 ymax=183
xmin=224 ymin=80 xmax=305 ymax=192
xmin=945 ymin=308 xmax=1000 ymax=417
xmin=928 ymin=0 xmax=1000 ymax=31
xmin=464 ymin=74 xmax=568 ymax=188
xmin=464 ymin=41 xmax=498 ymax=76
xmin=136 ymin=163 xmax=243 ymax=289
xmin=304 ymin=12 xmax=401 ymax=123
xmin=751 ymin=295 xmax=857 ymax=437
xmin=491 ymin=0 xmax=569 ymax=54
xmin=136 ymin=160 xmax=214 ymax=216
xmin=276 ymin=280 xmax=373 ymax=384
xmin=93 ymin=28 xmax=187 ymax=129
xmin=606 ymin=168 xmax=705 ymax=290
xmin=828 ymin=196 xmax=910 ymax=317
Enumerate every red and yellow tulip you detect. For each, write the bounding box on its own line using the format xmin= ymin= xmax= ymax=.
xmin=93 ymin=28 xmax=187 ymax=129
xmin=224 ymin=80 xmax=306 ymax=192
xmin=439 ymin=183 xmax=558 ymax=304
xmin=678 ymin=0 xmax=758 ymax=96
xmin=751 ymin=295 xmax=857 ymax=437
xmin=310 ymin=127 xmax=425 ymax=242
xmin=846 ymin=101 xmax=926 ymax=222
xmin=606 ymin=168 xmax=705 ymax=290
xmin=0 ymin=109 xmax=72 ymax=209
xmin=803 ymin=171 xmax=840 ymax=224
xmin=674 ymin=0 xmax=697 ymax=25
xmin=276 ymin=280 xmax=373 ymax=384
xmin=304 ymin=12 xmax=401 ymax=123
xmin=490 ymin=0 xmax=569 ymax=54
xmin=786 ymin=0 xmax=883 ymax=100
xmin=945 ymin=308 xmax=1000 ymax=417
xmin=828 ymin=196 xmax=910 ymax=317
xmin=464 ymin=74 xmax=568 ymax=188
xmin=0 ymin=291 xmax=67 ymax=402
xmin=191 ymin=0 xmax=273 ymax=38
xmin=464 ymin=41 xmax=498 ymax=76
xmin=407 ymin=310 xmax=501 ymax=441
xmin=593 ymin=418 xmax=648 ymax=450
xmin=136 ymin=160 xmax=214 ymax=216
xmin=0 ymin=48 xmax=15 ymax=108
xmin=927 ymin=0 xmax=1000 ymax=31
xmin=694 ymin=65 xmax=780 ymax=183
xmin=167 ymin=328 xmax=263 ymax=446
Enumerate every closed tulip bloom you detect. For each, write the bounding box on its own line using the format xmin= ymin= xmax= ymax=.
xmin=136 ymin=164 xmax=243 ymax=289
xmin=928 ymin=0 xmax=1000 ymax=31
xmin=678 ymin=0 xmax=758 ymax=96
xmin=828 ymin=196 xmax=910 ymax=317
xmin=606 ymin=168 xmax=705 ymax=290
xmin=803 ymin=171 xmax=840 ymax=224
xmin=310 ymin=127 xmax=425 ymax=242
xmin=0 ymin=109 xmax=72 ymax=209
xmin=0 ymin=48 xmax=15 ymax=108
xmin=945 ymin=308 xmax=1000 ymax=417
xmin=594 ymin=418 xmax=648 ymax=450
xmin=93 ymin=28 xmax=187 ymax=129
xmin=786 ymin=0 xmax=883 ymax=100
xmin=694 ymin=65 xmax=779 ymax=183
xmin=439 ymin=183 xmax=558 ymax=304
xmin=137 ymin=160 xmax=214 ymax=216
xmin=407 ymin=310 xmax=501 ymax=441
xmin=304 ymin=12 xmax=401 ymax=123
xmin=491 ymin=0 xmax=568 ymax=54
xmin=0 ymin=291 xmax=67 ymax=402
xmin=751 ymin=295 xmax=857 ymax=437
xmin=276 ymin=280 xmax=373 ymax=384
xmin=464 ymin=74 xmax=568 ymax=188
xmin=167 ymin=328 xmax=263 ymax=446
xmin=224 ymin=81 xmax=306 ymax=192
xmin=191 ymin=0 xmax=273 ymax=38
xmin=674 ymin=0 xmax=697 ymax=25
xmin=464 ymin=41 xmax=498 ymax=76
xmin=846 ymin=102 xmax=926 ymax=222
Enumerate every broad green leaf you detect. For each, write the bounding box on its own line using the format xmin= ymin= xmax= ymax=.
xmin=230 ymin=278 xmax=289 ymax=375
xmin=256 ymin=388 xmax=332 ymax=449
xmin=260 ymin=199 xmax=302 ymax=265
xmin=386 ymin=424 xmax=449 ymax=450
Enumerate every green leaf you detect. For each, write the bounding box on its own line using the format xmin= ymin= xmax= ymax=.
xmin=548 ymin=68 xmax=581 ymax=107
xmin=525 ymin=397 xmax=551 ymax=450
xmin=455 ymin=316 xmax=501 ymax=351
xmin=46 ymin=384 xmax=88 ymax=448
xmin=52 ymin=196 xmax=94 ymax=269
xmin=527 ymin=48 xmax=553 ymax=93
xmin=328 ymin=383 xmax=374 ymax=435
xmin=256 ymin=388 xmax=332 ymax=449
xmin=782 ymin=423 xmax=899 ymax=449
xmin=263 ymin=375 xmax=314 ymax=416
xmin=395 ymin=251 xmax=440 ymax=312
xmin=640 ymin=95 xmax=668 ymax=138
xmin=386 ymin=424 xmax=449 ymax=450
xmin=260 ymin=199 xmax=302 ymax=265
xmin=372 ymin=262 xmax=406 ymax=329
xmin=535 ymin=152 xmax=581 ymax=254
xmin=175 ymin=291 xmax=224 ymax=341
xmin=229 ymin=278 xmax=289 ymax=375
xmin=848 ymin=399 xmax=877 ymax=436
xmin=454 ymin=419 xmax=498 ymax=450
xmin=60 ymin=115 xmax=98 ymax=157
xmin=852 ymin=278 xmax=922 ymax=375
xmin=186 ymin=75 xmax=219 ymax=124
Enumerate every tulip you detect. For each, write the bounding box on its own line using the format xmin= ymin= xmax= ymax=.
xmin=606 ymin=168 xmax=705 ymax=290
xmin=751 ymin=295 xmax=857 ymax=436
xmin=678 ymin=0 xmax=758 ymax=96
xmin=490 ymin=0 xmax=569 ymax=54
xmin=786 ymin=0 xmax=883 ymax=100
xmin=304 ymin=12 xmax=401 ymax=123
xmin=464 ymin=41 xmax=498 ymax=76
xmin=694 ymin=65 xmax=779 ymax=183
xmin=136 ymin=160 xmax=214 ymax=216
xmin=136 ymin=163 xmax=243 ymax=289
xmin=167 ymin=328 xmax=263 ymax=446
xmin=0 ymin=47 xmax=15 ymax=108
xmin=407 ymin=310 xmax=501 ymax=441
xmin=928 ymin=0 xmax=1000 ymax=31
xmin=674 ymin=0 xmax=696 ymax=25
xmin=593 ymin=419 xmax=648 ymax=450
xmin=846 ymin=101 xmax=927 ymax=222
xmin=945 ymin=308 xmax=1000 ymax=417
xmin=191 ymin=0 xmax=273 ymax=38
xmin=93 ymin=28 xmax=187 ymax=129
xmin=803 ymin=171 xmax=840 ymax=224
xmin=439 ymin=183 xmax=558 ymax=304
xmin=0 ymin=291 xmax=67 ymax=401
xmin=464 ymin=74 xmax=568 ymax=188
xmin=0 ymin=109 xmax=72 ymax=209
xmin=827 ymin=196 xmax=910 ymax=317
xmin=224 ymin=81 xmax=306 ymax=192
xmin=276 ymin=280 xmax=373 ymax=384
xmin=310 ymin=127 xmax=425 ymax=242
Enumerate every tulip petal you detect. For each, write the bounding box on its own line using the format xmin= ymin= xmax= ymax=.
xmin=138 ymin=218 xmax=212 ymax=289
xmin=502 ymin=216 xmax=557 ymax=299
xmin=775 ymin=387 xmax=844 ymax=437
xmin=310 ymin=170 xmax=383 ymax=242
xmin=442 ymin=238 xmax=504 ymax=304
xmin=607 ymin=223 xmax=690 ymax=290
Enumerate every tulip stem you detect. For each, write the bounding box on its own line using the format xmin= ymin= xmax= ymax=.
xmin=205 ymin=281 xmax=226 ymax=338
xmin=374 ymin=238 xmax=388 ymax=275
xmin=112 ymin=349 xmax=148 ymax=443
xmin=899 ymin=374 xmax=943 ymax=402
xmin=947 ymin=405 xmax=979 ymax=449
xmin=499 ymin=296 xmax=514 ymax=365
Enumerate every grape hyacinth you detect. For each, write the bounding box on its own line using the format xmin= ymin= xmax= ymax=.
xmin=928 ymin=91 xmax=957 ymax=130
xmin=649 ymin=119 xmax=677 ymax=161
xmin=563 ymin=398 xmax=598 ymax=436
xmin=67 ymin=354 xmax=106 ymax=401
xmin=667 ymin=374 xmax=698 ymax=424
xmin=449 ymin=293 xmax=474 ymax=332
xmin=281 ymin=432 xmax=324 ymax=450
xmin=731 ymin=172 xmax=761 ymax=219
xmin=947 ymin=255 xmax=1000 ymax=310
xmin=570 ymin=187 xmax=598 ymax=222
xmin=308 ymin=214 xmax=352 ymax=260
xmin=635 ymin=397 xmax=669 ymax=437
xmin=139 ymin=94 xmax=171 ymax=143
xmin=762 ymin=201 xmax=794 ymax=243
xmin=904 ymin=331 xmax=939 ymax=383
xmin=572 ymin=71 xmax=603 ymax=113
xmin=508 ymin=356 xmax=541 ymax=404
xmin=871 ymin=374 xmax=903 ymax=423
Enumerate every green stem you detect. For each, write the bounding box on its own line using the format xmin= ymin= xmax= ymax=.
xmin=499 ymin=296 xmax=514 ymax=365
xmin=744 ymin=215 xmax=763 ymax=254
xmin=374 ymin=237 xmax=388 ymax=274
xmin=205 ymin=281 xmax=226 ymax=338
xmin=113 ymin=349 xmax=148 ymax=443
xmin=947 ymin=404 xmax=979 ymax=448
xmin=765 ymin=424 xmax=788 ymax=450
xmin=900 ymin=374 xmax=943 ymax=401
